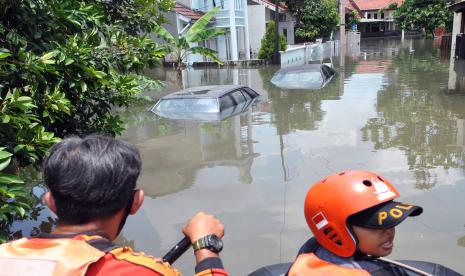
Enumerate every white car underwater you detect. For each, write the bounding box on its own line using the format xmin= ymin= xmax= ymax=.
xmin=271 ymin=64 xmax=336 ymax=90
xmin=151 ymin=85 xmax=260 ymax=121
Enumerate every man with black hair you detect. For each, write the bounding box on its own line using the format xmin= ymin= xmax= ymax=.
xmin=0 ymin=135 xmax=228 ymax=276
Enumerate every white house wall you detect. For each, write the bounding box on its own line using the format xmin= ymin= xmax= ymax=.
xmin=247 ymin=5 xmax=266 ymax=57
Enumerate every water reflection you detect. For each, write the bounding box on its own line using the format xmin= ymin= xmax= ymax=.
xmin=122 ymin=111 xmax=259 ymax=197
xmin=117 ymin=41 xmax=465 ymax=274
xmin=5 ymin=185 xmax=57 ymax=241
xmin=259 ymin=67 xmax=342 ymax=135
xmin=361 ymin=40 xmax=465 ymax=189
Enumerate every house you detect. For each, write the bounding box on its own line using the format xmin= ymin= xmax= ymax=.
xmin=247 ymin=0 xmax=295 ymax=58
xmin=162 ymin=0 xmax=295 ymax=63
xmin=345 ymin=0 xmax=403 ymax=37
xmin=449 ymin=0 xmax=465 ymax=59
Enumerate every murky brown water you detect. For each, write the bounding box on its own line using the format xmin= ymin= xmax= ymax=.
xmin=118 ymin=38 xmax=465 ymax=274
xmin=11 ymin=38 xmax=465 ymax=274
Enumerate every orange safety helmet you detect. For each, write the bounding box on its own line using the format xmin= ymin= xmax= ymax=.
xmin=304 ymin=170 xmax=400 ymax=257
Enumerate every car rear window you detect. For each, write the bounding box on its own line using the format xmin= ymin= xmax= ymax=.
xmin=241 ymin=89 xmax=252 ymax=100
xmin=219 ymin=95 xmax=235 ymax=110
xmin=155 ymin=98 xmax=219 ymax=112
xmin=243 ymin=88 xmax=259 ymax=97
xmin=321 ymin=66 xmax=334 ymax=79
xmin=231 ymin=90 xmax=246 ymax=104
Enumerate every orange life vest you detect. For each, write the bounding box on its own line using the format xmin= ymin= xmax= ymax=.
xmin=0 ymin=235 xmax=179 ymax=276
xmin=288 ymin=252 xmax=371 ymax=276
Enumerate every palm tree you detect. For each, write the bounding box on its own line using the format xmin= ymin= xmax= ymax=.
xmin=154 ymin=7 xmax=225 ymax=71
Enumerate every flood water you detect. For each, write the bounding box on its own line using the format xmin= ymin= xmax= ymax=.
xmin=115 ymin=38 xmax=465 ymax=274
xmin=11 ymin=38 xmax=465 ymax=274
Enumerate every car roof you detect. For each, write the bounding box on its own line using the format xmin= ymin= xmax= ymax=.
xmin=161 ymin=85 xmax=248 ymax=99
xmin=276 ymin=64 xmax=329 ymax=74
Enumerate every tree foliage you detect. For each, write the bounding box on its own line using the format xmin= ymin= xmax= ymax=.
xmin=154 ymin=7 xmax=225 ymax=71
xmin=292 ymin=0 xmax=338 ymax=42
xmin=0 ymin=0 xmax=173 ymax=237
xmin=393 ymin=0 xmax=453 ymax=36
xmin=0 ymin=147 xmax=32 ymax=243
xmin=346 ymin=10 xmax=360 ymax=31
xmin=258 ymin=21 xmax=287 ymax=60
xmin=0 ymin=0 xmax=172 ymax=167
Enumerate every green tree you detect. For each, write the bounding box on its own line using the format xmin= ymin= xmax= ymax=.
xmin=154 ymin=7 xmax=225 ymax=71
xmin=393 ymin=0 xmax=453 ymax=37
xmin=0 ymin=0 xmax=172 ymax=239
xmin=346 ymin=10 xmax=360 ymax=31
xmin=258 ymin=21 xmax=287 ymax=60
xmin=293 ymin=0 xmax=338 ymax=42
xmin=0 ymin=147 xmax=32 ymax=243
xmin=0 ymin=0 xmax=172 ymax=166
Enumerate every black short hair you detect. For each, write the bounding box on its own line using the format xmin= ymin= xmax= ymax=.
xmin=43 ymin=135 xmax=141 ymax=224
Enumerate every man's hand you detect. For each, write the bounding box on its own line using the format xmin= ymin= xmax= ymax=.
xmin=183 ymin=212 xmax=224 ymax=243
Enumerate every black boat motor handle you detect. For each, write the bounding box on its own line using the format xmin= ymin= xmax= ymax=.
xmin=162 ymin=237 xmax=191 ymax=264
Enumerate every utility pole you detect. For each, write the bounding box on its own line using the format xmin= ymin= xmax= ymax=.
xmin=339 ymin=0 xmax=346 ymax=96
xmin=339 ymin=0 xmax=345 ymax=49
xmin=273 ymin=0 xmax=280 ymax=64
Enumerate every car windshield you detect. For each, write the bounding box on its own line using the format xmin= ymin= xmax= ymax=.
xmin=155 ymin=98 xmax=219 ymax=113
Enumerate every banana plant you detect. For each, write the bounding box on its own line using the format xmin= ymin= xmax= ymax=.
xmin=154 ymin=7 xmax=226 ymax=71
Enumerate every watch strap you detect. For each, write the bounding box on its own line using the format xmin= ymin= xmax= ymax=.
xmin=192 ymin=236 xmax=207 ymax=251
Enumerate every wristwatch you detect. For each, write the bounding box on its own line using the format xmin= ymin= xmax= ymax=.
xmin=192 ymin=234 xmax=223 ymax=253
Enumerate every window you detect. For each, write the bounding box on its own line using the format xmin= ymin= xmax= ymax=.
xmin=243 ymin=87 xmax=259 ymax=97
xmin=240 ymin=89 xmax=252 ymax=100
xmin=381 ymin=13 xmax=385 ymax=19
xmin=374 ymin=13 xmax=378 ymax=19
xmin=367 ymin=13 xmax=371 ymax=19
xmin=220 ymin=95 xmax=235 ymax=110
xmin=321 ymin=66 xmax=334 ymax=79
xmin=230 ymin=90 xmax=246 ymax=103
xmin=279 ymin=14 xmax=286 ymax=22
xmin=283 ymin=28 xmax=288 ymax=39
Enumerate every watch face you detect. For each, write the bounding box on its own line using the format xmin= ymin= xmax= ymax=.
xmin=207 ymin=234 xmax=223 ymax=252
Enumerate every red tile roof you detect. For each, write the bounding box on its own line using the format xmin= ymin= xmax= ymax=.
xmin=250 ymin=0 xmax=288 ymax=13
xmin=353 ymin=0 xmax=403 ymax=11
xmin=174 ymin=3 xmax=204 ymax=20
xmin=345 ymin=0 xmax=363 ymax=16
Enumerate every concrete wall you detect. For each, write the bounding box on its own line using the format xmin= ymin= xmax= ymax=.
xmin=279 ymin=16 xmax=295 ymax=45
xmin=451 ymin=12 xmax=463 ymax=58
xmin=247 ymin=5 xmax=266 ymax=57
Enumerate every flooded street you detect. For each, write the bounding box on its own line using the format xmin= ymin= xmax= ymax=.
xmin=118 ymin=38 xmax=465 ymax=274
xmin=11 ymin=37 xmax=464 ymax=274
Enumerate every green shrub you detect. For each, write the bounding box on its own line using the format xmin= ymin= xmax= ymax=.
xmin=0 ymin=148 xmax=31 ymax=243
xmin=0 ymin=0 xmax=172 ymax=167
xmin=258 ymin=21 xmax=287 ymax=60
xmin=0 ymin=0 xmax=173 ymax=238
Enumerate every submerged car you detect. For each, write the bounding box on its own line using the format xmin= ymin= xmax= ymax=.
xmin=270 ymin=64 xmax=336 ymax=90
xmin=150 ymin=85 xmax=260 ymax=121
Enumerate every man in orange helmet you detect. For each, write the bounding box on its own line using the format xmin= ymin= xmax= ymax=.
xmin=288 ymin=170 xmax=423 ymax=275
xmin=0 ymin=135 xmax=227 ymax=276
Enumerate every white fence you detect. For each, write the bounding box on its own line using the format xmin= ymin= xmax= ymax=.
xmin=280 ymin=40 xmax=339 ymax=67
xmin=280 ymin=31 xmax=361 ymax=67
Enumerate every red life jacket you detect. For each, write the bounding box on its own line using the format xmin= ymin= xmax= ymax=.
xmin=288 ymin=252 xmax=371 ymax=276
xmin=0 ymin=235 xmax=180 ymax=276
